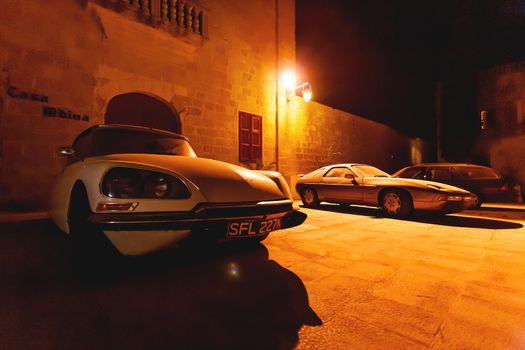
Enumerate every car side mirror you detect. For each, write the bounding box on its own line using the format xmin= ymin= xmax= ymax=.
xmin=58 ymin=146 xmax=75 ymax=157
xmin=344 ymin=174 xmax=355 ymax=179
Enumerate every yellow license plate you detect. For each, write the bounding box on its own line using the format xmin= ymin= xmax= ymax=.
xmin=227 ymin=218 xmax=282 ymax=237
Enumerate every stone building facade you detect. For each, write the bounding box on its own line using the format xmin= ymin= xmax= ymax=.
xmin=476 ymin=61 xmax=525 ymax=194
xmin=0 ymin=0 xmax=413 ymax=210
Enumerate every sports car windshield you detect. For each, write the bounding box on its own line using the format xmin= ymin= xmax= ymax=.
xmin=74 ymin=127 xmax=197 ymax=158
xmin=352 ymin=165 xmax=391 ymax=177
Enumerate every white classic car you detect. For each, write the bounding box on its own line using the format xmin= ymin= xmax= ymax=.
xmin=49 ymin=124 xmax=306 ymax=256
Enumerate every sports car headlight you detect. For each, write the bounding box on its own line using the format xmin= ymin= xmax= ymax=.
xmin=436 ymin=194 xmax=463 ymax=202
xmin=102 ymin=167 xmax=191 ymax=199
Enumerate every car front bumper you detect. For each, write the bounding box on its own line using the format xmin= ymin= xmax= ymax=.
xmin=89 ymin=209 xmax=306 ymax=232
xmin=86 ymin=202 xmax=307 ymax=255
xmin=414 ymin=198 xmax=477 ymax=213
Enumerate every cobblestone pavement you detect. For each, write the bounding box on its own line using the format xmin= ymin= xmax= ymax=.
xmin=264 ymin=204 xmax=525 ymax=349
xmin=2 ymin=204 xmax=525 ymax=349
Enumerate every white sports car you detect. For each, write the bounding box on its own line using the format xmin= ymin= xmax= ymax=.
xmin=49 ymin=124 xmax=306 ymax=256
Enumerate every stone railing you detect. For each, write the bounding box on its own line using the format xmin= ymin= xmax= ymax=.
xmin=95 ymin=0 xmax=206 ymax=37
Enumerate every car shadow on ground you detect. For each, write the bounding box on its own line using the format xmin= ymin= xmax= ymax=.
xmin=461 ymin=206 xmax=525 ymax=222
xmin=1 ymin=220 xmax=322 ymax=350
xmin=302 ymin=203 xmax=523 ymax=230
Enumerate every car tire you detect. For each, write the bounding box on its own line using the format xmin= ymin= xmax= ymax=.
xmin=380 ymin=189 xmax=413 ymax=217
xmin=68 ymin=183 xmax=121 ymax=271
xmin=472 ymin=193 xmax=483 ymax=208
xmin=300 ymin=188 xmax=320 ymax=207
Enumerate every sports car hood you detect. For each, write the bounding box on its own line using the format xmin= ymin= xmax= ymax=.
xmin=86 ymin=154 xmax=286 ymax=202
xmin=364 ymin=177 xmax=472 ymax=193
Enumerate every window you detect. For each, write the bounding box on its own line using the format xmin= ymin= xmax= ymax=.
xmin=426 ymin=167 xmax=451 ymax=181
xmin=73 ymin=127 xmax=196 ymax=158
xmin=451 ymin=166 xmax=499 ymax=180
xmin=239 ymin=112 xmax=262 ymax=163
xmin=324 ymin=167 xmax=354 ymax=178
xmin=396 ymin=167 xmax=425 ymax=179
xmin=351 ymin=165 xmax=390 ymax=177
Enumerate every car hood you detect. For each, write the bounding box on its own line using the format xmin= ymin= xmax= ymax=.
xmin=86 ymin=154 xmax=285 ymax=202
xmin=364 ymin=177 xmax=472 ymax=193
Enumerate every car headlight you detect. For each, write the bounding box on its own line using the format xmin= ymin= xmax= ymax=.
xmin=102 ymin=167 xmax=191 ymax=199
xmin=144 ymin=174 xmax=170 ymax=198
xmin=436 ymin=194 xmax=463 ymax=201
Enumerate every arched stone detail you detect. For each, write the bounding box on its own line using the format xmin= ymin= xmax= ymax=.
xmin=105 ymin=92 xmax=182 ymax=134
xmin=94 ymin=74 xmax=187 ymax=114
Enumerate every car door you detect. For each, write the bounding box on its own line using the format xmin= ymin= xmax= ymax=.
xmin=450 ymin=165 xmax=502 ymax=197
xmin=318 ymin=167 xmax=363 ymax=203
xmin=448 ymin=166 xmax=475 ymax=191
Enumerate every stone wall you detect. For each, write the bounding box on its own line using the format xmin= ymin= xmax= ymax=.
xmin=0 ymin=0 xmax=414 ymax=210
xmin=476 ymin=61 xmax=525 ymax=192
xmin=281 ymin=100 xmax=411 ymax=175
xmin=279 ymin=99 xmax=413 ymax=196
xmin=0 ymin=0 xmax=289 ymax=209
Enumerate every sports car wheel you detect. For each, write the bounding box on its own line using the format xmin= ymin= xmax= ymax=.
xmin=381 ymin=189 xmax=413 ymax=217
xmin=68 ymin=183 xmax=120 ymax=269
xmin=472 ymin=193 xmax=483 ymax=208
xmin=300 ymin=188 xmax=320 ymax=207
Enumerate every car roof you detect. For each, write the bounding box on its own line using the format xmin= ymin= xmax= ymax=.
xmin=327 ymin=163 xmax=370 ymax=168
xmin=412 ymin=163 xmax=491 ymax=168
xmin=78 ymin=124 xmax=189 ymax=141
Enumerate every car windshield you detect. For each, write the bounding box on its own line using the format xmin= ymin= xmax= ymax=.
xmin=392 ymin=167 xmax=425 ymax=179
xmin=74 ymin=127 xmax=197 ymax=158
xmin=352 ymin=165 xmax=391 ymax=177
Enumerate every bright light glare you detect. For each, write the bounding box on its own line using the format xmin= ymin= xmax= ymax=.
xmin=228 ymin=263 xmax=240 ymax=278
xmin=303 ymin=89 xmax=312 ymax=102
xmin=281 ymin=72 xmax=297 ymax=91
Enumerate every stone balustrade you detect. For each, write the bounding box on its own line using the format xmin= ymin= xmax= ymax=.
xmin=97 ymin=0 xmax=206 ymax=37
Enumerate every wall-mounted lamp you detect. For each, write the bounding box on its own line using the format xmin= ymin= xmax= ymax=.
xmin=281 ymin=72 xmax=312 ymax=102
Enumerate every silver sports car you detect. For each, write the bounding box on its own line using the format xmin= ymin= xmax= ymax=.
xmin=295 ymin=163 xmax=477 ymax=217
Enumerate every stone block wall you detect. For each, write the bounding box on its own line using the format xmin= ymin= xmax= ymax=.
xmin=476 ymin=62 xmax=525 ymax=193
xmin=0 ymin=0 xmax=414 ymax=210
xmin=0 ymin=0 xmax=291 ymax=209
xmin=279 ymin=99 xmax=412 ymax=195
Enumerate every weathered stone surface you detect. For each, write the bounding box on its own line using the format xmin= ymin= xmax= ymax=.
xmin=0 ymin=0 xmax=414 ymax=210
xmin=477 ymin=62 xmax=525 ymax=197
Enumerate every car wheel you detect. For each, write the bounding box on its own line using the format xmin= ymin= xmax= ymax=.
xmin=300 ymin=188 xmax=320 ymax=207
xmin=472 ymin=194 xmax=483 ymax=208
xmin=381 ymin=189 xmax=413 ymax=217
xmin=68 ymin=183 xmax=120 ymax=270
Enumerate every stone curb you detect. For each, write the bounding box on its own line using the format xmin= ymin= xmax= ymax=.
xmin=0 ymin=211 xmax=50 ymax=223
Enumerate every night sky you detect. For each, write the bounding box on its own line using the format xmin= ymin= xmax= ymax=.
xmin=296 ymin=0 xmax=525 ymax=140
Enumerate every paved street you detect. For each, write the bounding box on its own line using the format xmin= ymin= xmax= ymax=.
xmin=267 ymin=204 xmax=525 ymax=349
xmin=2 ymin=204 xmax=525 ymax=349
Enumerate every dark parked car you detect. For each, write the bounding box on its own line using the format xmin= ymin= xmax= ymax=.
xmin=393 ymin=163 xmax=521 ymax=206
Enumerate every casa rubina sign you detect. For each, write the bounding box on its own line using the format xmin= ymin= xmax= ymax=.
xmin=7 ymin=85 xmax=90 ymax=122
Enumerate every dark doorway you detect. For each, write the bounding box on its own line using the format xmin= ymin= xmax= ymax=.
xmin=105 ymin=93 xmax=181 ymax=133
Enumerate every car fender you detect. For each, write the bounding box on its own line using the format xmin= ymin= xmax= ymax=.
xmin=255 ymin=170 xmax=293 ymax=200
xmin=49 ymin=159 xmax=206 ymax=233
